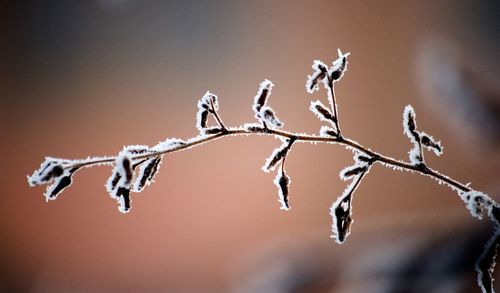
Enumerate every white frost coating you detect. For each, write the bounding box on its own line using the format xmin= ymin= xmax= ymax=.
xmin=408 ymin=146 xmax=422 ymax=165
xmin=330 ymin=49 xmax=351 ymax=74
xmin=28 ymin=157 xmax=65 ymax=187
xmin=198 ymin=91 xmax=218 ymax=111
xmin=43 ymin=168 xmax=73 ymax=202
xmin=253 ymin=79 xmax=274 ymax=117
xmin=330 ymin=174 xmax=363 ymax=244
xmin=259 ymin=106 xmax=283 ymax=129
xmin=262 ymin=138 xmax=290 ymax=173
xmin=310 ymin=100 xmax=335 ymax=124
xmin=133 ymin=156 xmax=162 ymax=192
xmin=458 ymin=190 xmax=494 ymax=220
xmin=153 ymin=138 xmax=186 ymax=152
xmin=243 ymin=123 xmax=264 ymax=131
xmin=274 ymin=171 xmax=291 ymax=210
xmin=320 ymin=125 xmax=337 ymax=137
xmin=306 ymin=60 xmax=328 ymax=94
xmin=196 ymin=108 xmax=208 ymax=132
xmin=105 ymin=150 xmax=133 ymax=199
xmin=420 ymin=132 xmax=443 ymax=156
xmin=402 ymin=105 xmax=418 ymax=142
xmin=117 ymin=196 xmax=130 ymax=214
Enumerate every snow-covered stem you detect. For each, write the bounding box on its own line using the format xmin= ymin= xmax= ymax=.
xmin=28 ymin=51 xmax=497 ymax=292
xmin=52 ymin=128 xmax=473 ymax=194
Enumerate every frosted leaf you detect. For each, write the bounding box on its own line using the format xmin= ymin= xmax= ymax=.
xmin=339 ymin=165 xmax=367 ymax=181
xmin=44 ymin=171 xmax=73 ymax=201
xmin=329 ymin=49 xmax=351 ymax=82
xmin=28 ymin=157 xmax=67 ymax=187
xmin=459 ymin=190 xmax=494 ymax=220
xmin=259 ymin=106 xmax=283 ymax=129
xmin=310 ymin=100 xmax=336 ymax=124
xmin=262 ymin=137 xmax=296 ymax=173
xmin=198 ymin=91 xmax=218 ymax=112
xmin=196 ymin=109 xmax=209 ymax=132
xmin=306 ymin=60 xmax=328 ymax=94
xmin=476 ymin=229 xmax=500 ymax=293
xmin=409 ymin=145 xmax=423 ymax=165
xmin=330 ymin=173 xmax=365 ymax=244
xmin=403 ymin=105 xmax=419 ymax=143
xmin=106 ymin=150 xmax=135 ymax=213
xmin=202 ymin=127 xmax=223 ymax=135
xmin=133 ymin=156 xmax=162 ymax=192
xmin=420 ymin=132 xmax=443 ymax=156
xmin=154 ymin=138 xmax=186 ymax=152
xmin=274 ymin=170 xmax=291 ymax=210
xmin=319 ymin=126 xmax=337 ymax=137
xmin=253 ymin=79 xmax=274 ymax=116
xmin=243 ymin=123 xmax=264 ymax=132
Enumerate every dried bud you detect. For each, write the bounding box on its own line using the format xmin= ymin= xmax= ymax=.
xmin=329 ymin=49 xmax=350 ymax=82
xmin=310 ymin=100 xmax=336 ymax=124
xmin=274 ymin=170 xmax=291 ymax=210
xmin=28 ymin=158 xmax=66 ymax=186
xmin=253 ymin=79 xmax=274 ymax=115
xmin=319 ymin=126 xmax=338 ymax=137
xmin=330 ymin=173 xmax=364 ymax=244
xmin=196 ymin=109 xmax=209 ymax=131
xmin=420 ymin=132 xmax=443 ymax=156
xmin=259 ymin=106 xmax=283 ymax=128
xmin=203 ymin=127 xmax=223 ymax=135
xmin=262 ymin=137 xmax=296 ymax=173
xmin=306 ymin=60 xmax=328 ymax=93
xmin=340 ymin=165 xmax=367 ymax=181
xmin=133 ymin=156 xmax=162 ymax=192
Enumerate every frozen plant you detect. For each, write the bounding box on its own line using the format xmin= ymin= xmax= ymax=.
xmin=28 ymin=49 xmax=499 ymax=293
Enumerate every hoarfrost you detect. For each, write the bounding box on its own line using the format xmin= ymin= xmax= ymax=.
xmin=274 ymin=170 xmax=291 ymax=210
xmin=259 ymin=106 xmax=283 ymax=129
xmin=154 ymin=138 xmax=186 ymax=152
xmin=133 ymin=156 xmax=162 ymax=192
xmin=329 ymin=49 xmax=351 ymax=82
xmin=319 ymin=126 xmax=337 ymax=137
xmin=476 ymin=229 xmax=500 ymax=293
xmin=262 ymin=137 xmax=296 ymax=173
xmin=458 ymin=190 xmax=494 ymax=220
xmin=106 ymin=150 xmax=134 ymax=213
xmin=306 ymin=60 xmax=328 ymax=94
xmin=330 ymin=173 xmax=365 ymax=244
xmin=253 ymin=79 xmax=274 ymax=116
xmin=420 ymin=132 xmax=443 ymax=156
xmin=310 ymin=100 xmax=336 ymax=125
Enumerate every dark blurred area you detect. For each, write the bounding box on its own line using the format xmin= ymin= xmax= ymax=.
xmin=0 ymin=0 xmax=499 ymax=292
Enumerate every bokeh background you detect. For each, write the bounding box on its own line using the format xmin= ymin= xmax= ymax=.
xmin=1 ymin=0 xmax=499 ymax=292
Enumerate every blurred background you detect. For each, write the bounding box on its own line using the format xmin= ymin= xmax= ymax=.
xmin=1 ymin=0 xmax=499 ymax=292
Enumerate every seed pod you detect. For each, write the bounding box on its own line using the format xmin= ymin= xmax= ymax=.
xmin=253 ymin=79 xmax=274 ymax=115
xmin=310 ymin=100 xmax=336 ymax=123
xmin=306 ymin=60 xmax=328 ymax=93
xmin=134 ymin=156 xmax=162 ymax=192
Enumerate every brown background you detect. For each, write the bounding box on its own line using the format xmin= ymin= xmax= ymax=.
xmin=1 ymin=0 xmax=499 ymax=292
